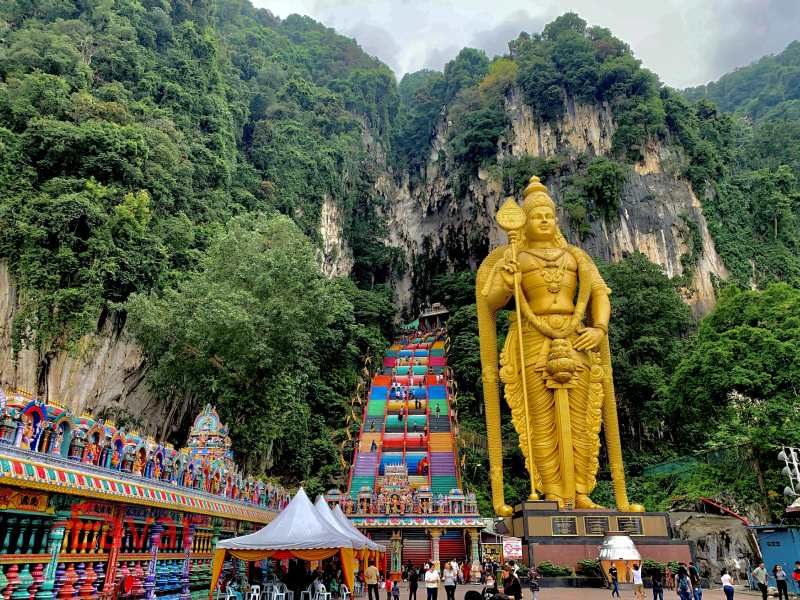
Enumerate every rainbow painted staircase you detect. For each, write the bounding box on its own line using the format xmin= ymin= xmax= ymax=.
xmin=348 ymin=334 xmax=461 ymax=500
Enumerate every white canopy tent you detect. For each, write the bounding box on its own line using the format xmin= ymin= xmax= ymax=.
xmin=331 ymin=503 xmax=384 ymax=553
xmin=210 ymin=488 xmax=378 ymax=597
xmin=314 ymin=496 xmax=385 ymax=553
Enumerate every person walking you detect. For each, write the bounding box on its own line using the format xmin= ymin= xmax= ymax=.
xmin=392 ymin=580 xmax=400 ymax=600
xmin=443 ymin=561 xmax=457 ymax=600
xmin=608 ymin=565 xmax=620 ymax=598
xmin=689 ymin=564 xmax=702 ymax=600
xmin=651 ymin=569 xmax=664 ymax=600
xmin=409 ymin=566 xmax=419 ymax=600
xmin=424 ymin=563 xmax=440 ymax=600
xmin=632 ymin=564 xmax=644 ymax=600
xmin=500 ymin=564 xmax=522 ymax=600
xmin=365 ymin=562 xmax=380 ymax=600
xmin=676 ymin=568 xmax=693 ymax=600
xmin=528 ymin=566 xmax=541 ymax=600
xmin=774 ymin=565 xmax=789 ymax=600
xmin=721 ymin=568 xmax=735 ymax=600
xmin=752 ymin=562 xmax=768 ymax=600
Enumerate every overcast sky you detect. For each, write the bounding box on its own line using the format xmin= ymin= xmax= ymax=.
xmin=255 ymin=0 xmax=799 ymax=89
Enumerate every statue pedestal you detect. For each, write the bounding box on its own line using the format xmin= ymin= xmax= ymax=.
xmin=499 ymin=501 xmax=693 ymax=570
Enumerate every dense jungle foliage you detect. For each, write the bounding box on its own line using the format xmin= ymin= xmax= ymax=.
xmin=1 ymin=0 xmax=799 ymax=513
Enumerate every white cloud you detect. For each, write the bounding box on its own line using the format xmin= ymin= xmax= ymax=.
xmin=255 ymin=0 xmax=799 ymax=88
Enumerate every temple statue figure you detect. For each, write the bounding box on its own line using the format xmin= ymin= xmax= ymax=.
xmin=477 ymin=176 xmax=644 ymax=516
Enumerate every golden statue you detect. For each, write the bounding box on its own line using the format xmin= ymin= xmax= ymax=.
xmin=477 ymin=176 xmax=643 ymax=516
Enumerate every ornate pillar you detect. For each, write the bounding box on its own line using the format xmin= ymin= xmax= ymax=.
xmin=179 ymin=522 xmax=194 ymax=600
xmin=427 ymin=529 xmax=443 ymax=568
xmin=35 ymin=511 xmax=70 ymax=599
xmin=144 ymin=519 xmax=164 ymax=600
xmin=470 ymin=529 xmax=481 ymax=583
xmin=101 ymin=505 xmax=125 ymax=600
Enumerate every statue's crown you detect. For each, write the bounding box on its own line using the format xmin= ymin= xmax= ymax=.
xmin=522 ymin=175 xmax=555 ymax=212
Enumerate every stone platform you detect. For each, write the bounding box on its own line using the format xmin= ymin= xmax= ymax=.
xmin=500 ymin=500 xmax=693 ymax=570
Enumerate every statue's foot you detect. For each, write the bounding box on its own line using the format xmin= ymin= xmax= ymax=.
xmin=618 ymin=502 xmax=646 ymax=512
xmin=545 ymin=494 xmax=566 ymax=509
xmin=494 ymin=504 xmax=513 ymax=517
xmin=575 ymin=494 xmax=605 ymax=509
xmin=528 ymin=492 xmax=541 ymax=501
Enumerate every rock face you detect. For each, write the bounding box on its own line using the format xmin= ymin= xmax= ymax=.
xmin=670 ymin=512 xmax=758 ymax=580
xmin=0 ymin=89 xmax=731 ymax=432
xmin=379 ymin=89 xmax=729 ymax=315
xmin=0 ymin=260 xmax=188 ymax=440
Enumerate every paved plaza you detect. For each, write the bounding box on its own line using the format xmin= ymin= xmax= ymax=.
xmin=384 ymin=582 xmax=762 ymax=600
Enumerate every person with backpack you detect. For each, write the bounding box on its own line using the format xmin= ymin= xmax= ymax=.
xmin=676 ymin=567 xmax=693 ymax=600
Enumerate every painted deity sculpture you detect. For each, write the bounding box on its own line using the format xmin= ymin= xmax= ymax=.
xmin=477 ymin=176 xmax=644 ymax=516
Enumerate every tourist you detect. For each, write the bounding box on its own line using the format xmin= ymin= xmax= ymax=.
xmin=409 ymin=565 xmax=419 ymax=600
xmin=774 ymin=565 xmax=789 ymax=600
xmin=481 ymin=574 xmax=498 ymax=600
xmin=528 ymin=565 xmax=541 ymax=600
xmin=721 ymin=568 xmax=735 ymax=600
xmin=435 ymin=405 xmax=441 ymax=418
xmin=752 ymin=562 xmax=768 ymax=600
xmin=665 ymin=566 xmax=674 ymax=590
xmin=424 ymin=562 xmax=441 ymax=600
xmin=443 ymin=561 xmax=458 ymax=600
xmin=631 ymin=564 xmax=644 ymax=600
xmin=370 ymin=440 xmax=378 ymax=453
xmin=608 ymin=565 xmax=620 ymax=597
xmin=365 ymin=562 xmax=380 ymax=600
xmin=688 ymin=564 xmax=703 ymax=600
xmin=651 ymin=568 xmax=664 ymax=600
xmin=676 ymin=568 xmax=693 ymax=600
xmin=392 ymin=580 xmax=400 ymax=600
xmin=500 ymin=564 xmax=522 ymax=600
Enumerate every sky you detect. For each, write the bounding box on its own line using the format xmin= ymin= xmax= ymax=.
xmin=255 ymin=0 xmax=800 ymax=89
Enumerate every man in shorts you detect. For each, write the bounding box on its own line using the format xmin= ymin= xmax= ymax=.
xmin=632 ymin=564 xmax=644 ymax=600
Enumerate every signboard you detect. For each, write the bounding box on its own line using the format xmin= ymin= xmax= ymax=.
xmin=502 ymin=536 xmax=523 ymax=560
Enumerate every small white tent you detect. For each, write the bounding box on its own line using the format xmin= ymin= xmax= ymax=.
xmin=314 ymin=496 xmax=385 ymax=554
xmin=210 ymin=488 xmax=368 ymax=597
xmin=331 ymin=503 xmax=384 ymax=552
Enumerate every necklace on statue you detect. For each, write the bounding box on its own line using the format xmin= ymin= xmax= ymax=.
xmin=538 ymin=256 xmax=567 ymax=294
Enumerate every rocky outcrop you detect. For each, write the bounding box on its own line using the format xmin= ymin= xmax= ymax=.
xmin=318 ymin=195 xmax=355 ymax=278
xmin=0 ymin=260 xmax=188 ymax=440
xmin=670 ymin=512 xmax=758 ymax=580
xmin=379 ymin=90 xmax=729 ymax=315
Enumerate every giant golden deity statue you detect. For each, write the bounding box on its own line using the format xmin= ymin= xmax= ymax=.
xmin=477 ymin=176 xmax=643 ymax=516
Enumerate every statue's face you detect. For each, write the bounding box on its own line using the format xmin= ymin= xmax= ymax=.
xmin=526 ymin=205 xmax=557 ymax=241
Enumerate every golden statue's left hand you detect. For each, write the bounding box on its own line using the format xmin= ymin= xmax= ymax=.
xmin=574 ymin=326 xmax=605 ymax=351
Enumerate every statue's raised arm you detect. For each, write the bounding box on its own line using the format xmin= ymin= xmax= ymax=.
xmin=476 ymin=176 xmax=644 ymax=515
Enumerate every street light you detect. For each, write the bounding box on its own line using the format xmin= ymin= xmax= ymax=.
xmin=779 ymin=447 xmax=800 ymax=497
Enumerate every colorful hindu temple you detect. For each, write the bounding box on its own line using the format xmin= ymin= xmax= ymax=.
xmin=327 ymin=322 xmax=485 ymax=579
xmin=0 ymin=389 xmax=288 ymax=598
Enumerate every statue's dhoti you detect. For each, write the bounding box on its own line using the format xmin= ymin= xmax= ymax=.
xmin=499 ymin=313 xmax=604 ymax=501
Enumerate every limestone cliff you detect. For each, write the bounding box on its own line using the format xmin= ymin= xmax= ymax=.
xmin=379 ymin=89 xmax=729 ymax=316
xmin=0 ymin=260 xmax=189 ymax=440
